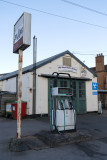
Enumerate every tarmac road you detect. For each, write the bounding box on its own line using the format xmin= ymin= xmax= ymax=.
xmin=0 ymin=111 xmax=107 ymax=160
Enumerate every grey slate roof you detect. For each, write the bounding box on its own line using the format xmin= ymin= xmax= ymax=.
xmin=0 ymin=50 xmax=97 ymax=81
xmin=0 ymin=73 xmax=7 ymax=77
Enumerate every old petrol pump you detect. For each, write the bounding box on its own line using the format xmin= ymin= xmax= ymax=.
xmin=50 ymin=72 xmax=76 ymax=132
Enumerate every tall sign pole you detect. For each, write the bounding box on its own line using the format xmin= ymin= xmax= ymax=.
xmin=17 ymin=49 xmax=23 ymax=139
xmin=13 ymin=12 xmax=31 ymax=139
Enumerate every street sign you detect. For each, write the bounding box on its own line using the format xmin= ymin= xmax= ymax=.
xmin=13 ymin=12 xmax=31 ymax=53
xmin=92 ymin=82 xmax=97 ymax=90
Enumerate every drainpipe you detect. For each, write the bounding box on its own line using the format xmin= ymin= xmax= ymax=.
xmin=33 ymin=36 xmax=37 ymax=115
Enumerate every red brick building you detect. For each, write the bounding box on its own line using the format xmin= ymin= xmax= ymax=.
xmin=91 ymin=53 xmax=107 ymax=108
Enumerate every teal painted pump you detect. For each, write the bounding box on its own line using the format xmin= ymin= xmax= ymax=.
xmin=50 ymin=72 xmax=76 ymax=133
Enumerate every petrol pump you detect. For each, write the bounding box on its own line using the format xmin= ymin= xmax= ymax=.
xmin=50 ymin=72 xmax=76 ymax=132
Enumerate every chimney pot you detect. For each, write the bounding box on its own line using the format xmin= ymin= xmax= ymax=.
xmin=96 ymin=53 xmax=104 ymax=71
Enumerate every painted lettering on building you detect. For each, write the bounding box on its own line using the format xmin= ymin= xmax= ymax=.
xmin=58 ymin=65 xmax=77 ymax=73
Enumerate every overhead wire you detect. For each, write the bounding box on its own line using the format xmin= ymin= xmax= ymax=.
xmin=72 ymin=52 xmax=107 ymax=56
xmin=0 ymin=0 xmax=107 ymax=29
xmin=62 ymin=0 xmax=107 ymax=17
xmin=73 ymin=50 xmax=107 ymax=52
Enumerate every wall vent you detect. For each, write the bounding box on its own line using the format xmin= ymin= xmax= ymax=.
xmin=63 ymin=57 xmax=71 ymax=66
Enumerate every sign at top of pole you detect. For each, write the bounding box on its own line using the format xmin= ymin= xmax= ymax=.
xmin=13 ymin=12 xmax=31 ymax=53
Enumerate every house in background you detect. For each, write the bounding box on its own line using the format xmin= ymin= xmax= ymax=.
xmin=91 ymin=53 xmax=107 ymax=108
xmin=0 ymin=50 xmax=98 ymax=115
xmin=0 ymin=74 xmax=7 ymax=91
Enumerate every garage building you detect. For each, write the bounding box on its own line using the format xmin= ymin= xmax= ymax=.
xmin=0 ymin=50 xmax=98 ymax=115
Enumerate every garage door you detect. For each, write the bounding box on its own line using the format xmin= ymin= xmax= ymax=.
xmin=72 ymin=80 xmax=86 ymax=114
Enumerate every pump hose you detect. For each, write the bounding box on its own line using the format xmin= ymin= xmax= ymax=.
xmin=73 ymin=108 xmax=76 ymax=130
xmin=61 ymin=99 xmax=66 ymax=131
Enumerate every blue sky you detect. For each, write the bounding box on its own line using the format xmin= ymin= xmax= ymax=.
xmin=0 ymin=0 xmax=107 ymax=73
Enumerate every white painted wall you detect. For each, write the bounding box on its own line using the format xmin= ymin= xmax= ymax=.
xmin=22 ymin=72 xmax=33 ymax=115
xmin=36 ymin=76 xmax=48 ymax=114
xmin=3 ymin=77 xmax=16 ymax=92
xmin=0 ymin=81 xmax=4 ymax=91
xmin=86 ymin=77 xmax=98 ymax=112
xmin=1 ymin=72 xmax=33 ymax=115
xmin=37 ymin=54 xmax=82 ymax=78
xmin=37 ymin=54 xmax=93 ymax=79
xmin=29 ymin=73 xmax=33 ymax=115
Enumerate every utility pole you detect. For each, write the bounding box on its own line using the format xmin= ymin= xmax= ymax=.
xmin=33 ymin=36 xmax=37 ymax=115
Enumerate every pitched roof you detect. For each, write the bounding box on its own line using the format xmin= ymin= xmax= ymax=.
xmin=90 ymin=67 xmax=96 ymax=72
xmin=0 ymin=73 xmax=7 ymax=76
xmin=0 ymin=50 xmax=97 ymax=81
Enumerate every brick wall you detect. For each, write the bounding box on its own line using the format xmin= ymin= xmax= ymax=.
xmin=96 ymin=53 xmax=104 ymax=72
xmin=96 ymin=53 xmax=107 ymax=90
xmin=95 ymin=53 xmax=107 ymax=108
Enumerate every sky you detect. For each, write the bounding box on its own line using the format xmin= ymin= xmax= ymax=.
xmin=1 ymin=0 xmax=107 ymax=74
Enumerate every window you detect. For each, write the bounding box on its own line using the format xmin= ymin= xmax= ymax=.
xmin=63 ymin=57 xmax=71 ymax=66
xmin=60 ymin=80 xmax=67 ymax=87
xmin=53 ymin=79 xmax=57 ymax=87
xmin=72 ymin=81 xmax=76 ymax=97
xmin=79 ymin=81 xmax=85 ymax=97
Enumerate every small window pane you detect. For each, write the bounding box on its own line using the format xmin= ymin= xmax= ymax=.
xmin=64 ymin=81 xmax=67 ymax=87
xmin=53 ymin=79 xmax=57 ymax=87
xmin=72 ymin=82 xmax=76 ymax=89
xmin=79 ymin=90 xmax=85 ymax=97
xmin=73 ymin=90 xmax=76 ymax=97
xmin=79 ymin=82 xmax=85 ymax=90
xmin=60 ymin=80 xmax=67 ymax=87
xmin=60 ymin=81 xmax=63 ymax=87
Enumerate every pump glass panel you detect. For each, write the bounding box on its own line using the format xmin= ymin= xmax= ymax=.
xmin=58 ymin=88 xmax=73 ymax=96
xmin=56 ymin=97 xmax=72 ymax=110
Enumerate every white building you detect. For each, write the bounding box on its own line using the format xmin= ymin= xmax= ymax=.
xmin=0 ymin=50 xmax=98 ymax=115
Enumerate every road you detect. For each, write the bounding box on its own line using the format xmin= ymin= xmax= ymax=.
xmin=0 ymin=111 xmax=107 ymax=160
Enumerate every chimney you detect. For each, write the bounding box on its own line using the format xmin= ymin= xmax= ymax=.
xmin=96 ymin=53 xmax=104 ymax=72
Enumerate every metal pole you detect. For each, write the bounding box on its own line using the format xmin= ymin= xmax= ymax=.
xmin=33 ymin=36 xmax=37 ymax=114
xmin=17 ymin=49 xmax=23 ymax=139
xmin=16 ymin=75 xmax=18 ymax=99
